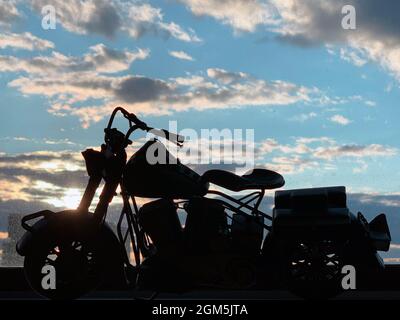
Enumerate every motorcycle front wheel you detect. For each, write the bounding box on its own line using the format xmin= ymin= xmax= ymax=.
xmin=24 ymin=238 xmax=105 ymax=300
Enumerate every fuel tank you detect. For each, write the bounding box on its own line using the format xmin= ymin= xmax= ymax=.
xmin=122 ymin=140 xmax=209 ymax=198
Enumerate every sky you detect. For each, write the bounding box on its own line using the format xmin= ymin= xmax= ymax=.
xmin=1 ymin=1 xmax=400 ymax=259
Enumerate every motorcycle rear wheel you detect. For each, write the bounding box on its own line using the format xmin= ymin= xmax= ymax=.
xmin=24 ymin=238 xmax=105 ymax=300
xmin=284 ymin=239 xmax=346 ymax=300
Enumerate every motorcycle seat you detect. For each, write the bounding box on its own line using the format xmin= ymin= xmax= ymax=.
xmin=201 ymin=168 xmax=285 ymax=191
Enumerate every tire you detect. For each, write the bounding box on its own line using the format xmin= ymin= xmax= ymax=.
xmin=24 ymin=238 xmax=106 ymax=300
xmin=283 ymin=239 xmax=346 ymax=300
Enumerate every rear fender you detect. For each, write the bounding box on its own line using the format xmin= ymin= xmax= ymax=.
xmin=368 ymin=213 xmax=391 ymax=252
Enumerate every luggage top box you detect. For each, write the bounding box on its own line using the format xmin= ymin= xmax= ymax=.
xmin=275 ymin=186 xmax=347 ymax=211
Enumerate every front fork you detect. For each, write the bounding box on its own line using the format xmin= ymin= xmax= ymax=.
xmin=78 ymin=147 xmax=126 ymax=224
xmin=78 ymin=147 xmax=151 ymax=264
xmin=77 ymin=176 xmax=102 ymax=213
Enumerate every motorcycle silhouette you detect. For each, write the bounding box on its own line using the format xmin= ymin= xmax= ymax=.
xmin=17 ymin=107 xmax=392 ymax=299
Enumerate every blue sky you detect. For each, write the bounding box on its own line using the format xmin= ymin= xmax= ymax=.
xmin=1 ymin=0 xmax=400 ymax=226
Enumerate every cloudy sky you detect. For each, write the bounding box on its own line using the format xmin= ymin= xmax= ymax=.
xmin=1 ymin=0 xmax=400 ymax=258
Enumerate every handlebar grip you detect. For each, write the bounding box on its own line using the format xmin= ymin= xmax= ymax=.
xmin=148 ymin=128 xmax=185 ymax=145
xmin=127 ymin=113 xmax=148 ymax=130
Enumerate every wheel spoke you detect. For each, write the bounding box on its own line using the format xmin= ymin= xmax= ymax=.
xmin=288 ymin=240 xmax=344 ymax=285
xmin=71 ymin=241 xmax=83 ymax=251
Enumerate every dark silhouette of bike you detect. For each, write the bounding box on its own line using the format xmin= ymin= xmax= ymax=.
xmin=17 ymin=107 xmax=391 ymax=299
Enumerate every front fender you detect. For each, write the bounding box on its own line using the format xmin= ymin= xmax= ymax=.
xmin=17 ymin=210 xmax=121 ymax=256
xmin=17 ymin=210 xmax=127 ymax=287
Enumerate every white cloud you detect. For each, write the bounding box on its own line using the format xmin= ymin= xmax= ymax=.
xmin=169 ymin=50 xmax=194 ymax=61
xmin=172 ymin=75 xmax=215 ymax=88
xmin=257 ymin=136 xmax=397 ymax=174
xmin=179 ymin=0 xmax=278 ymax=33
xmin=314 ymin=143 xmax=397 ymax=160
xmin=365 ymin=100 xmax=376 ymax=107
xmin=295 ymin=137 xmax=335 ymax=145
xmin=0 ymin=32 xmax=54 ymax=51
xmin=207 ymin=68 xmax=248 ymax=84
xmin=339 ymin=47 xmax=368 ymax=67
xmin=330 ymin=114 xmax=352 ymax=126
xmin=266 ymin=155 xmax=320 ymax=174
xmin=124 ymin=3 xmax=201 ymax=42
xmin=290 ymin=112 xmax=317 ymax=122
xmin=0 ymin=0 xmax=20 ymax=27
xmin=270 ymin=0 xmax=400 ymax=82
xmin=178 ymin=0 xmax=400 ymax=82
xmin=69 ymin=70 xmax=317 ymax=127
xmin=262 ymin=137 xmax=397 ymax=160
xmin=31 ymin=0 xmax=120 ymax=37
xmin=4 ymin=49 xmax=325 ymax=127
xmin=30 ymin=0 xmax=201 ymax=42
xmin=0 ymin=44 xmax=149 ymax=75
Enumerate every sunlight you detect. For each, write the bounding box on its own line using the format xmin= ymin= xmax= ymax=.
xmin=0 ymin=232 xmax=9 ymax=240
xmin=38 ymin=160 xmax=82 ymax=172
xmin=46 ymin=188 xmax=82 ymax=209
xmin=38 ymin=162 xmax=59 ymax=170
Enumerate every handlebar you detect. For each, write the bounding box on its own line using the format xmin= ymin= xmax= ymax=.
xmin=146 ymin=127 xmax=185 ymax=146
xmin=107 ymin=107 xmax=147 ymax=130
xmin=107 ymin=107 xmax=185 ymax=148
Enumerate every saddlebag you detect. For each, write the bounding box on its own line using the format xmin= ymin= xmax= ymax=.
xmin=138 ymin=199 xmax=183 ymax=253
